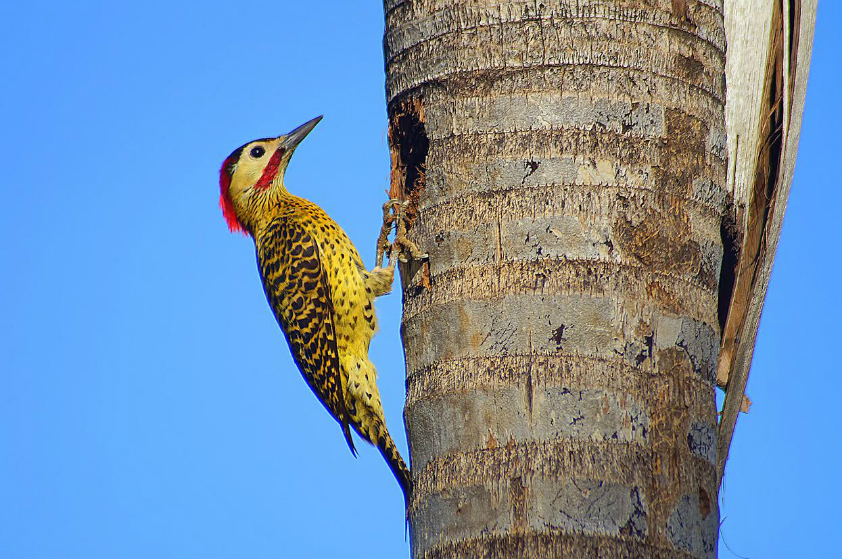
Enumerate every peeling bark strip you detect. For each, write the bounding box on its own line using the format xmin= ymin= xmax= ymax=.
xmin=385 ymin=1 xmax=724 ymax=557
xmin=717 ymin=0 xmax=815 ymax=484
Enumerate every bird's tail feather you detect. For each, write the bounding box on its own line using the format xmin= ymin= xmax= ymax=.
xmin=355 ymin=411 xmax=411 ymax=506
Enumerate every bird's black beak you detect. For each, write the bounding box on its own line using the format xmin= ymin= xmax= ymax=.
xmin=281 ymin=116 xmax=322 ymax=152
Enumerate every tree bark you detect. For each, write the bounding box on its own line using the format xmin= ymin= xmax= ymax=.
xmin=385 ymin=1 xmax=725 ymax=557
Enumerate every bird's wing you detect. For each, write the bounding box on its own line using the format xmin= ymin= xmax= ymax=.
xmin=257 ymin=217 xmax=356 ymax=456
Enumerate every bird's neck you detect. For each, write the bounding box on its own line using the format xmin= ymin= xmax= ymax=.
xmin=244 ymin=184 xmax=300 ymax=238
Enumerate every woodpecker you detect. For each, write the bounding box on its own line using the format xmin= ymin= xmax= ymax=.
xmin=219 ymin=116 xmax=419 ymax=502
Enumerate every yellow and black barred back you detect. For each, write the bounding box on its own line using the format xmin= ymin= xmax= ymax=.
xmin=257 ymin=215 xmax=356 ymax=454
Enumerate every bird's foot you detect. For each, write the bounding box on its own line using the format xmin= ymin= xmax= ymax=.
xmin=375 ymin=199 xmax=399 ymax=269
xmin=389 ymin=200 xmax=427 ymax=267
xmin=375 ymin=198 xmax=427 ymax=269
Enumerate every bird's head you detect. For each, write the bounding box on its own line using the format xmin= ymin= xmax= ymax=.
xmin=219 ymin=115 xmax=322 ymax=235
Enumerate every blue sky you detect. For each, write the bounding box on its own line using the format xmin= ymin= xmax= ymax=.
xmin=1 ymin=2 xmax=838 ymax=558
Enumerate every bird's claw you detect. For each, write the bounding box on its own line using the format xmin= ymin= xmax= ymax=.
xmin=375 ymin=199 xmax=400 ymax=268
xmin=389 ymin=200 xmax=427 ymax=267
xmin=374 ymin=198 xmax=426 ymax=269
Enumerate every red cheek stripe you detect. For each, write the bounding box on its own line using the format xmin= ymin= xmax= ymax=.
xmin=255 ymin=148 xmax=285 ymax=190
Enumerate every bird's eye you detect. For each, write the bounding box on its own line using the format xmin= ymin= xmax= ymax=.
xmin=250 ymin=146 xmax=266 ymax=158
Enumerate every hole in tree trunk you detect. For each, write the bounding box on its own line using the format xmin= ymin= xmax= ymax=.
xmin=388 ymin=97 xmax=428 ymax=223
xmin=388 ymin=98 xmax=429 ymax=291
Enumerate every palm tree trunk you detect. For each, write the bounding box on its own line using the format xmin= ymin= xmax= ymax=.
xmin=385 ymin=1 xmax=725 ymax=557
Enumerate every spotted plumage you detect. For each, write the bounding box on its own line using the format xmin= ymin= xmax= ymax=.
xmin=218 ymin=117 xmax=410 ymax=501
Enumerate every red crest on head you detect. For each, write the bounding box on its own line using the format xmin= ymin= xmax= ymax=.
xmin=219 ymin=150 xmax=247 ymax=235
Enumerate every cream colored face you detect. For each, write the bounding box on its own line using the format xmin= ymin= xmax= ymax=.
xmin=228 ymin=137 xmax=285 ymax=205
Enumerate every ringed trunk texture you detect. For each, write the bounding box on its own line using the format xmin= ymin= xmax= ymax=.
xmin=384 ymin=1 xmax=725 ymax=557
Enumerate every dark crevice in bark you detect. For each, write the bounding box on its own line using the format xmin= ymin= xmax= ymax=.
xmin=522 ymin=158 xmax=540 ymax=184
xmin=717 ymin=194 xmax=741 ymax=334
xmin=698 ymin=486 xmax=711 ymax=519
